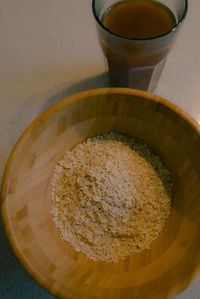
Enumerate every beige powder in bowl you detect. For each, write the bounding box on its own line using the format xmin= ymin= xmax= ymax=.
xmin=51 ymin=132 xmax=172 ymax=263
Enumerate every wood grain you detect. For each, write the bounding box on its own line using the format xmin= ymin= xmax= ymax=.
xmin=1 ymin=88 xmax=200 ymax=299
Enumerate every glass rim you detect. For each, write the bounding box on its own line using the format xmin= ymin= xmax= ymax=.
xmin=92 ymin=0 xmax=188 ymax=41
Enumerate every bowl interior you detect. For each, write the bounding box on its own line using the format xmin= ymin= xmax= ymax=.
xmin=2 ymin=88 xmax=200 ymax=299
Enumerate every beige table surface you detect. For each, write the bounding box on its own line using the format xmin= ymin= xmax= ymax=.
xmin=1 ymin=0 xmax=200 ymax=298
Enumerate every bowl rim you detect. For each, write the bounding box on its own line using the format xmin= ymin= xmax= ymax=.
xmin=1 ymin=87 xmax=200 ymax=299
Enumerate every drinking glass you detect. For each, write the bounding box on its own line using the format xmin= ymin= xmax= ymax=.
xmin=92 ymin=0 xmax=188 ymax=92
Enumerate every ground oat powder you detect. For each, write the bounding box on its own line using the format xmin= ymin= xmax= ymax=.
xmin=51 ymin=132 xmax=172 ymax=263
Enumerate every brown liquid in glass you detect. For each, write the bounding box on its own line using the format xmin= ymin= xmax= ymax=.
xmin=102 ymin=0 xmax=176 ymax=39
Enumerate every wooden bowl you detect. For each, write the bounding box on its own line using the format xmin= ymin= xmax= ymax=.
xmin=2 ymin=88 xmax=200 ymax=299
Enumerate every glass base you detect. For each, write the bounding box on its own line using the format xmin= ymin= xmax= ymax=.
xmin=107 ymin=58 xmax=166 ymax=92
